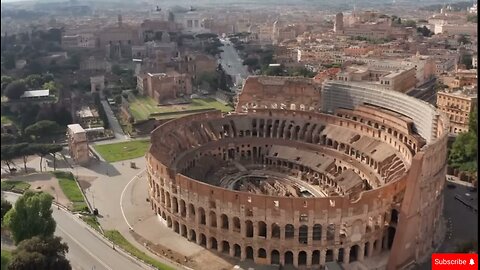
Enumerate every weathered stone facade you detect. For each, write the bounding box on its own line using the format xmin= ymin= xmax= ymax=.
xmin=146 ymin=76 xmax=448 ymax=269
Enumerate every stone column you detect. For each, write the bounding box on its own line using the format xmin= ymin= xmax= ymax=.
xmin=358 ymin=244 xmax=365 ymax=261
xmin=368 ymin=241 xmax=374 ymax=257
xmin=333 ymin=248 xmax=339 ymax=261
xmin=320 ymin=250 xmax=326 ymax=266
xmin=206 ymin=238 xmax=212 ymax=249
xmin=279 ymin=252 xmax=285 ymax=266
xmin=280 ymin=226 xmax=285 ymax=241
xmin=206 ymin=212 xmax=211 ymax=228
xmin=293 ymin=251 xmax=299 ymax=268
xmin=229 ymin=245 xmax=235 ymax=257
xmin=253 ymin=223 xmax=258 ymax=239
xmin=306 ymin=251 xmax=312 ymax=268
xmin=241 ymin=246 xmax=247 ymax=261
xmin=344 ymin=247 xmax=350 ymax=264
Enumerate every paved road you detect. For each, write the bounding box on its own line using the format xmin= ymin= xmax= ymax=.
xmin=219 ymin=39 xmax=250 ymax=90
xmin=100 ymin=100 xmax=129 ymax=141
xmin=2 ymin=192 xmax=150 ymax=270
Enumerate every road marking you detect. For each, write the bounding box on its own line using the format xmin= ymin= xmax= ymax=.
xmin=57 ymin=224 xmax=112 ymax=270
xmin=120 ymin=170 xmax=145 ymax=229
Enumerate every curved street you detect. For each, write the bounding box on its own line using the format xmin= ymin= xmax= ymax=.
xmin=2 ymin=192 xmax=152 ymax=270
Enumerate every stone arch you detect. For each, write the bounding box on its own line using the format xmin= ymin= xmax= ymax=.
xmin=313 ymin=224 xmax=322 ymax=240
xmin=180 ymin=200 xmax=186 ymax=217
xmin=221 ymin=214 xmax=229 ymax=229
xmin=172 ymin=197 xmax=178 ymax=213
xmin=338 ymin=248 xmax=344 ymax=262
xmin=271 ymin=223 xmax=281 ymax=238
xmin=271 ymin=250 xmax=280 ymax=265
xmin=234 ymin=244 xmax=241 ymax=258
xmin=200 ymin=233 xmax=206 ymax=247
xmin=312 ymin=250 xmax=320 ymax=265
xmin=298 ymin=251 xmax=307 ymax=266
xmin=173 ymin=221 xmax=179 ymax=233
xmin=222 ymin=241 xmax=230 ymax=254
xmin=258 ymin=221 xmax=267 ymax=238
xmin=167 ymin=216 xmax=172 ymax=228
xmin=210 ymin=237 xmax=218 ymax=250
xmin=327 ymin=224 xmax=335 ymax=241
xmin=233 ymin=217 xmax=241 ymax=232
xmin=198 ymin=207 xmax=206 ymax=225
xmin=190 ymin=229 xmax=197 ymax=242
xmin=299 ymin=225 xmax=308 ymax=244
xmin=391 ymin=209 xmax=399 ymax=224
xmin=285 ymin=224 xmax=294 ymax=239
xmin=209 ymin=211 xmax=217 ymax=227
xmin=188 ymin=204 xmax=196 ymax=220
xmin=246 ymin=246 xmax=254 ymax=260
xmin=284 ymin=251 xmax=294 ymax=265
xmin=245 ymin=220 xmax=254 ymax=237
xmin=180 ymin=224 xmax=187 ymax=237
xmin=166 ymin=192 xmax=171 ymax=208
xmin=326 ymin=249 xmax=334 ymax=262
xmin=258 ymin=248 xmax=267 ymax=258
xmin=364 ymin=242 xmax=370 ymax=257
xmin=387 ymin=226 xmax=396 ymax=249
xmin=350 ymin=244 xmax=360 ymax=262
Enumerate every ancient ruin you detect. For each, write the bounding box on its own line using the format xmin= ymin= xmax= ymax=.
xmin=146 ymin=76 xmax=449 ymax=269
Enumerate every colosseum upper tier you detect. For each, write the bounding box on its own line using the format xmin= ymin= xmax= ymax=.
xmin=146 ymin=76 xmax=449 ymax=269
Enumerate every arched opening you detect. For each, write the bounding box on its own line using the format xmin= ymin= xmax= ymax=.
xmin=246 ymin=246 xmax=254 ymax=260
xmin=284 ymin=251 xmax=294 ymax=265
xmin=234 ymin=244 xmax=241 ymax=258
xmin=233 ymin=217 xmax=241 ymax=232
xmin=180 ymin=200 xmax=186 ymax=217
xmin=326 ymin=250 xmax=334 ymax=262
xmin=391 ymin=209 xmax=399 ymax=224
xmin=173 ymin=221 xmax=179 ymax=233
xmin=271 ymin=250 xmax=280 ymax=265
xmin=172 ymin=197 xmax=178 ymax=213
xmin=245 ymin=220 xmax=254 ymax=237
xmin=222 ymin=241 xmax=230 ymax=254
xmin=258 ymin=221 xmax=267 ymax=238
xmin=200 ymin=234 xmax=206 ymax=247
xmin=199 ymin=208 xmax=206 ymax=225
xmin=189 ymin=229 xmax=196 ymax=242
xmin=298 ymin=251 xmax=307 ymax=265
xmin=271 ymin=223 xmax=281 ymax=238
xmin=167 ymin=216 xmax=172 ymax=228
xmin=327 ymin=224 xmax=335 ymax=241
xmin=388 ymin=227 xmax=396 ymax=249
xmin=364 ymin=242 xmax=369 ymax=258
xmin=188 ymin=204 xmax=195 ymax=220
xmin=338 ymin=248 xmax=345 ymax=263
xmin=258 ymin=248 xmax=267 ymax=258
xmin=181 ymin=224 xmax=187 ymax=237
xmin=350 ymin=245 xmax=359 ymax=262
xmin=285 ymin=224 xmax=294 ymax=239
xmin=299 ymin=225 xmax=308 ymax=244
xmin=221 ymin=214 xmax=229 ymax=229
xmin=210 ymin=237 xmax=218 ymax=250
xmin=312 ymin=250 xmax=320 ymax=265
xmin=209 ymin=211 xmax=217 ymax=227
xmin=313 ymin=224 xmax=322 ymax=241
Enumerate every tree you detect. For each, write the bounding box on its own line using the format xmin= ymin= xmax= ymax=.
xmin=1 ymin=133 xmax=17 ymax=144
xmin=1 ymin=197 xmax=12 ymax=222
xmin=24 ymin=120 xmax=60 ymax=141
xmin=468 ymin=109 xmax=477 ymax=136
xmin=8 ymin=236 xmax=71 ymax=270
xmin=24 ymin=74 xmax=44 ymax=89
xmin=4 ymin=80 xmax=27 ymax=100
xmin=1 ymin=144 xmax=17 ymax=173
xmin=30 ymin=144 xmax=52 ymax=172
xmin=1 ymin=76 xmax=14 ymax=93
xmin=111 ymin=65 xmax=122 ymax=76
xmin=3 ymin=191 xmax=56 ymax=244
xmin=47 ymin=144 xmax=63 ymax=171
xmin=16 ymin=143 xmax=36 ymax=173
xmin=3 ymin=53 xmax=16 ymax=70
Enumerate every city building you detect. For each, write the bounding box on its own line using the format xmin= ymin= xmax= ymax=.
xmin=67 ymin=124 xmax=90 ymax=165
xmin=436 ymin=86 xmax=477 ymax=134
xmin=137 ymin=71 xmax=192 ymax=104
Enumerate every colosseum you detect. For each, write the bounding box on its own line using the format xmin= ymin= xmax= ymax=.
xmin=146 ymin=76 xmax=448 ymax=269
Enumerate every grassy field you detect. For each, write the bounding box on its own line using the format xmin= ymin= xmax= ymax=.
xmin=104 ymin=230 xmax=175 ymax=270
xmin=93 ymin=139 xmax=150 ymax=162
xmin=129 ymin=96 xmax=233 ymax=121
xmin=1 ymin=250 xmax=12 ymax=270
xmin=52 ymin=171 xmax=88 ymax=212
xmin=0 ymin=115 xmax=14 ymax=125
xmin=0 ymin=181 xmax=31 ymax=193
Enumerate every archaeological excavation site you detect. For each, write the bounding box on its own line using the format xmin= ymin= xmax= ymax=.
xmin=146 ymin=76 xmax=449 ymax=269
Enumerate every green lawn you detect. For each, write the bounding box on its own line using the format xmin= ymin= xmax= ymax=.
xmin=0 ymin=181 xmax=31 ymax=193
xmin=93 ymin=139 xmax=150 ymax=162
xmin=129 ymin=96 xmax=233 ymax=121
xmin=104 ymin=230 xmax=175 ymax=270
xmin=52 ymin=171 xmax=88 ymax=212
xmin=80 ymin=215 xmax=102 ymax=233
xmin=1 ymin=250 xmax=12 ymax=270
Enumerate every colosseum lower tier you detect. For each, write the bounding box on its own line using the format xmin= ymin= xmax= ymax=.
xmin=146 ymin=76 xmax=449 ymax=269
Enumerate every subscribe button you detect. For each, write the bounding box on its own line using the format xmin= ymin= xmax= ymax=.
xmin=432 ymin=253 xmax=478 ymax=270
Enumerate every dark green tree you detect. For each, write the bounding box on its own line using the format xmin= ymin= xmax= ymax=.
xmin=7 ymin=236 xmax=71 ymax=270
xmin=1 ymin=197 xmax=12 ymax=222
xmin=4 ymin=80 xmax=27 ymax=100
xmin=47 ymin=144 xmax=63 ymax=171
xmin=1 ymin=76 xmax=14 ymax=93
xmin=3 ymin=191 xmax=56 ymax=244
xmin=24 ymin=120 xmax=60 ymax=141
